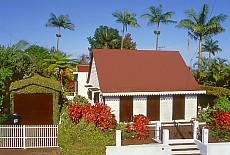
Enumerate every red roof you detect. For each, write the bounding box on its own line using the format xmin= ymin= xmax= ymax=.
xmin=77 ymin=65 xmax=90 ymax=72
xmin=90 ymin=49 xmax=201 ymax=93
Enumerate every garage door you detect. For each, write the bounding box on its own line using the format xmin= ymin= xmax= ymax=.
xmin=14 ymin=93 xmax=53 ymax=125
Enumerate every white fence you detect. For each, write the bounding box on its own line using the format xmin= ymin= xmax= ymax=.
xmin=0 ymin=125 xmax=58 ymax=149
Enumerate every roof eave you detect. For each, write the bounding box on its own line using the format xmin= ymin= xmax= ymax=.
xmin=102 ymin=90 xmax=206 ymax=96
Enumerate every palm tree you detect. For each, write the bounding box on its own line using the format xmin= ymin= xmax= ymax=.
xmin=113 ymin=9 xmax=140 ymax=50
xmin=176 ymin=4 xmax=227 ymax=71
xmin=141 ymin=4 xmax=176 ymax=50
xmin=45 ymin=13 xmax=75 ymax=52
xmin=202 ymin=38 xmax=222 ymax=61
xmin=44 ymin=52 xmax=77 ymax=88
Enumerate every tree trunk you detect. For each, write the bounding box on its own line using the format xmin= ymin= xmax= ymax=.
xmin=198 ymin=37 xmax=203 ymax=71
xmin=121 ymin=26 xmax=125 ymax=50
xmin=155 ymin=23 xmax=160 ymax=51
xmin=56 ymin=27 xmax=61 ymax=52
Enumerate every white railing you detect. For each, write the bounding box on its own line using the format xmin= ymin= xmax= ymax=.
xmin=0 ymin=125 xmax=58 ymax=149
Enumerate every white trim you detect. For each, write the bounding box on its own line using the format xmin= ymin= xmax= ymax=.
xmin=102 ymin=90 xmax=206 ymax=96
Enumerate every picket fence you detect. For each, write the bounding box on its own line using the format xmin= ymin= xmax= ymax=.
xmin=0 ymin=125 xmax=58 ymax=149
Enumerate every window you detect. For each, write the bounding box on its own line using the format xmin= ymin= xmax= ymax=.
xmin=94 ymin=92 xmax=100 ymax=103
xmin=88 ymin=90 xmax=92 ymax=100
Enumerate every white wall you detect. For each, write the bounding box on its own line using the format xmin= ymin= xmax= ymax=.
xmin=160 ymin=95 xmax=173 ymax=121
xmin=88 ymin=58 xmax=100 ymax=88
xmin=105 ymin=96 xmax=120 ymax=122
xmin=207 ymin=143 xmax=230 ymax=155
xmin=185 ymin=95 xmax=197 ymax=120
xmin=77 ymin=72 xmax=88 ymax=98
xmin=106 ymin=144 xmax=171 ymax=155
xmin=133 ymin=96 xmax=147 ymax=116
xmin=195 ymin=139 xmax=230 ymax=155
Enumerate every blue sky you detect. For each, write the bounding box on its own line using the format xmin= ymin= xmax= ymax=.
xmin=0 ymin=0 xmax=229 ymax=66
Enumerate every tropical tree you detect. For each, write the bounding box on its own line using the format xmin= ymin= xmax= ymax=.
xmin=0 ymin=45 xmax=34 ymax=113
xmin=43 ymin=52 xmax=78 ymax=88
xmin=202 ymin=38 xmax=222 ymax=61
xmin=141 ymin=4 xmax=176 ymax=50
xmin=123 ymin=33 xmax=137 ymax=50
xmin=176 ymin=4 xmax=227 ymax=71
xmin=87 ymin=26 xmax=121 ymax=52
xmin=24 ymin=45 xmax=51 ymax=76
xmin=45 ymin=13 xmax=75 ymax=52
xmin=193 ymin=57 xmax=230 ymax=87
xmin=112 ymin=9 xmax=140 ymax=50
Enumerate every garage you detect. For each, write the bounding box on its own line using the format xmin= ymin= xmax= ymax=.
xmin=10 ymin=75 xmax=62 ymax=125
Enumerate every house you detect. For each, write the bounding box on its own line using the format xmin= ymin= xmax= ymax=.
xmin=77 ymin=49 xmax=206 ymax=122
xmin=73 ymin=64 xmax=90 ymax=98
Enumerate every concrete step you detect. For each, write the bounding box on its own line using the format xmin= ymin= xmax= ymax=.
xmin=170 ymin=144 xmax=197 ymax=149
xmin=171 ymin=149 xmax=201 ymax=154
xmin=169 ymin=139 xmax=194 ymax=144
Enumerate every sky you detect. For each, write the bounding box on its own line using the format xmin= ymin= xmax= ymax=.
xmin=0 ymin=0 xmax=229 ymax=66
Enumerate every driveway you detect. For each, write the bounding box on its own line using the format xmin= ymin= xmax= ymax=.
xmin=0 ymin=148 xmax=60 ymax=155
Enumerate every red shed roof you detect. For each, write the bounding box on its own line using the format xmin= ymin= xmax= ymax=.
xmin=77 ymin=65 xmax=90 ymax=72
xmin=89 ymin=49 xmax=202 ymax=93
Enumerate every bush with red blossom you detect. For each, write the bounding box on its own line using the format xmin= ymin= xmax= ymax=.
xmin=68 ymin=102 xmax=117 ymax=131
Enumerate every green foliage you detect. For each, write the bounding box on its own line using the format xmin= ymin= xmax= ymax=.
xmin=58 ymin=111 xmax=115 ymax=155
xmin=0 ymin=114 xmax=7 ymax=124
xmin=214 ymin=97 xmax=230 ymax=112
xmin=0 ymin=46 xmax=34 ymax=110
xmin=198 ymin=105 xmax=214 ymax=125
xmin=201 ymin=85 xmax=230 ymax=97
xmin=10 ymin=75 xmax=62 ymax=92
xmin=72 ymin=95 xmax=88 ymax=106
xmin=87 ymin=25 xmax=122 ymax=52
xmin=116 ymin=122 xmax=136 ymax=140
xmin=24 ymin=45 xmax=51 ymax=76
xmin=43 ymin=51 xmax=77 ymax=87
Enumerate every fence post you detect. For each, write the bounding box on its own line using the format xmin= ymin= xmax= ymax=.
xmin=23 ymin=125 xmax=26 ymax=149
xmin=202 ymin=128 xmax=209 ymax=144
xmin=162 ymin=129 xmax=169 ymax=145
xmin=116 ymin=130 xmax=121 ymax=146
xmin=155 ymin=121 xmax=161 ymax=141
xmin=193 ymin=121 xmax=199 ymax=139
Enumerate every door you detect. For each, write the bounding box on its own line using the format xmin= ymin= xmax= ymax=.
xmin=147 ymin=95 xmax=160 ymax=121
xmin=172 ymin=95 xmax=185 ymax=120
xmin=14 ymin=93 xmax=53 ymax=125
xmin=120 ymin=96 xmax=133 ymax=122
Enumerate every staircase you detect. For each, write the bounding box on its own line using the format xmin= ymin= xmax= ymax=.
xmin=169 ymin=139 xmax=201 ymax=155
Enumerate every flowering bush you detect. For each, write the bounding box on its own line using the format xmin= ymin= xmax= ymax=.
xmin=198 ymin=96 xmax=230 ymax=141
xmin=68 ymin=102 xmax=117 ymax=131
xmin=68 ymin=103 xmax=82 ymax=124
xmin=213 ymin=110 xmax=230 ymax=132
xmin=133 ymin=114 xmax=150 ymax=140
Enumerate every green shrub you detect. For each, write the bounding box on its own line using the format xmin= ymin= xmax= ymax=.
xmin=0 ymin=114 xmax=7 ymax=124
xmin=116 ymin=122 xmax=136 ymax=140
xmin=72 ymin=95 xmax=88 ymax=106
xmin=58 ymin=108 xmax=115 ymax=155
xmin=214 ymin=96 xmax=230 ymax=112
